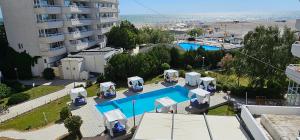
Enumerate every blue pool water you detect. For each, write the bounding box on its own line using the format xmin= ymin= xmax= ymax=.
xmin=178 ymin=42 xmax=221 ymax=51
xmin=95 ymin=86 xmax=189 ymax=118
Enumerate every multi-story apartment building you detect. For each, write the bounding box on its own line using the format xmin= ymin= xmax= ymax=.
xmin=286 ymin=19 xmax=300 ymax=106
xmin=0 ymin=0 xmax=119 ymax=76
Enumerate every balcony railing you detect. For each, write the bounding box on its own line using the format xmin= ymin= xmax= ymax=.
xmin=66 ymin=30 xmax=94 ymax=40
xmin=39 ymin=33 xmax=64 ymax=37
xmin=34 ymin=5 xmax=61 ymax=14
xmin=37 ymin=19 xmax=63 ymax=23
xmin=39 ymin=33 xmax=65 ymax=43
xmin=286 ymin=64 xmax=300 ymax=84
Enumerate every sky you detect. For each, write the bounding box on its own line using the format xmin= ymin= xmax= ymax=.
xmin=0 ymin=0 xmax=300 ymax=18
xmin=120 ymin=0 xmax=300 ymax=15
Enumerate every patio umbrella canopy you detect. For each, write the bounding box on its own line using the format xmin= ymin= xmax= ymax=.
xmin=155 ymin=97 xmax=178 ymax=113
xmin=100 ymin=82 xmax=115 ymax=93
xmin=185 ymin=72 xmax=201 ymax=86
xmin=103 ymin=109 xmax=128 ymax=137
xmin=70 ymin=87 xmax=87 ymax=101
xmin=127 ymin=76 xmax=144 ymax=92
xmin=199 ymin=77 xmax=217 ymax=91
xmin=164 ymin=69 xmax=179 ymax=82
xmin=188 ymin=88 xmax=211 ymax=104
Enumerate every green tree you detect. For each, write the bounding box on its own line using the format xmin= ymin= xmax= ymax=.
xmin=161 ymin=63 xmax=170 ymax=71
xmin=188 ymin=28 xmax=204 ymax=37
xmin=42 ymin=68 xmax=55 ymax=80
xmin=60 ymin=106 xmax=72 ymax=121
xmin=170 ymin=47 xmax=182 ymax=68
xmin=0 ymin=83 xmax=12 ymax=98
xmin=235 ymin=26 xmax=296 ymax=92
xmin=64 ymin=115 xmax=83 ymax=138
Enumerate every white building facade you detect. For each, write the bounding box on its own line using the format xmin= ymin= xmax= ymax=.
xmin=61 ymin=47 xmax=122 ymax=80
xmin=0 ymin=0 xmax=119 ymax=76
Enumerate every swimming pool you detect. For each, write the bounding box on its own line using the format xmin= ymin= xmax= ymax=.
xmin=95 ymin=86 xmax=189 ymax=118
xmin=178 ymin=42 xmax=221 ymax=51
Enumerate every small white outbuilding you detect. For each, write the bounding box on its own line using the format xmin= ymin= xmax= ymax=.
xmin=103 ymin=109 xmax=128 ymax=137
xmin=164 ymin=69 xmax=179 ymax=83
xmin=185 ymin=72 xmax=201 ymax=86
xmin=199 ymin=77 xmax=217 ymax=92
xmin=70 ymin=87 xmax=87 ymax=101
xmin=128 ymin=76 xmax=144 ymax=92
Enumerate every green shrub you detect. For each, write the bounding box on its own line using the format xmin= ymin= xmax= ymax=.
xmin=85 ymin=80 xmax=93 ymax=88
xmin=42 ymin=68 xmax=55 ymax=80
xmin=161 ymin=63 xmax=170 ymax=71
xmin=4 ymin=80 xmax=25 ymax=93
xmin=60 ymin=106 xmax=72 ymax=121
xmin=179 ymin=70 xmax=185 ymax=78
xmin=7 ymin=93 xmax=30 ymax=105
xmin=186 ymin=65 xmax=193 ymax=71
xmin=96 ymin=73 xmax=105 ymax=83
xmin=0 ymin=83 xmax=12 ymax=98
xmin=64 ymin=115 xmax=83 ymax=138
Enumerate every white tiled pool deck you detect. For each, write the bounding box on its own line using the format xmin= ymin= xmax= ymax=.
xmin=72 ymin=78 xmax=228 ymax=138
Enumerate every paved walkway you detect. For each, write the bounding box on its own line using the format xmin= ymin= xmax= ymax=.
xmin=0 ymin=82 xmax=85 ymax=123
xmin=0 ymin=123 xmax=67 ymax=140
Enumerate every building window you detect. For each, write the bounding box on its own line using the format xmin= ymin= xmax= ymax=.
xmin=44 ymin=59 xmax=47 ymax=63
xmin=66 ymin=67 xmax=69 ymax=70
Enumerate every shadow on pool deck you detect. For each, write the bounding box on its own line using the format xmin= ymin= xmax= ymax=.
xmin=122 ymin=90 xmax=140 ymax=97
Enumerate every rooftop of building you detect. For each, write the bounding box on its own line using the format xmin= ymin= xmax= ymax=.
xmin=241 ymin=105 xmax=300 ymax=140
xmin=71 ymin=47 xmax=122 ymax=56
xmin=132 ymin=113 xmax=250 ymax=140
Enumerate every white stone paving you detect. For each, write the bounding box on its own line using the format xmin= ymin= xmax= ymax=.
xmin=0 ymin=123 xmax=67 ymax=140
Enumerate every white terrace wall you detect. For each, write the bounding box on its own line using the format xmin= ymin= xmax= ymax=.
xmin=241 ymin=105 xmax=300 ymax=140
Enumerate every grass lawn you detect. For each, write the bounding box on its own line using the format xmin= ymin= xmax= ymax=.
xmin=207 ymin=105 xmax=235 ymax=116
xmin=207 ymin=71 xmax=250 ymax=87
xmin=0 ymin=96 xmax=70 ymax=131
xmin=0 ymin=85 xmax=64 ymax=106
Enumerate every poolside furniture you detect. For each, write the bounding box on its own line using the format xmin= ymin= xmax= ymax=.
xmin=103 ymin=109 xmax=128 ymax=137
xmin=70 ymin=87 xmax=87 ymax=106
xmin=199 ymin=77 xmax=217 ymax=93
xmin=128 ymin=76 xmax=144 ymax=92
xmin=188 ymin=88 xmax=211 ymax=109
xmin=164 ymin=69 xmax=179 ymax=83
xmin=155 ymin=97 xmax=177 ymax=113
xmin=100 ymin=82 xmax=116 ymax=99
xmin=185 ymin=72 xmax=201 ymax=87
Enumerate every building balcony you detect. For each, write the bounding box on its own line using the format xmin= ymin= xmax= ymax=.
xmin=41 ymin=46 xmax=67 ymax=57
xmin=95 ymin=27 xmax=112 ymax=35
xmin=95 ymin=0 xmax=119 ymax=4
xmin=66 ymin=30 xmax=94 ymax=40
xmin=63 ymin=6 xmax=92 ymax=13
xmin=64 ymin=19 xmax=94 ymax=27
xmin=68 ymin=40 xmax=97 ymax=52
xmin=291 ymin=41 xmax=300 ymax=58
xmin=98 ymin=7 xmax=119 ymax=13
xmin=97 ymin=17 xmax=119 ymax=24
xmin=34 ymin=5 xmax=61 ymax=14
xmin=37 ymin=19 xmax=64 ymax=29
xmin=286 ymin=64 xmax=300 ymax=84
xmin=39 ymin=33 xmax=65 ymax=43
